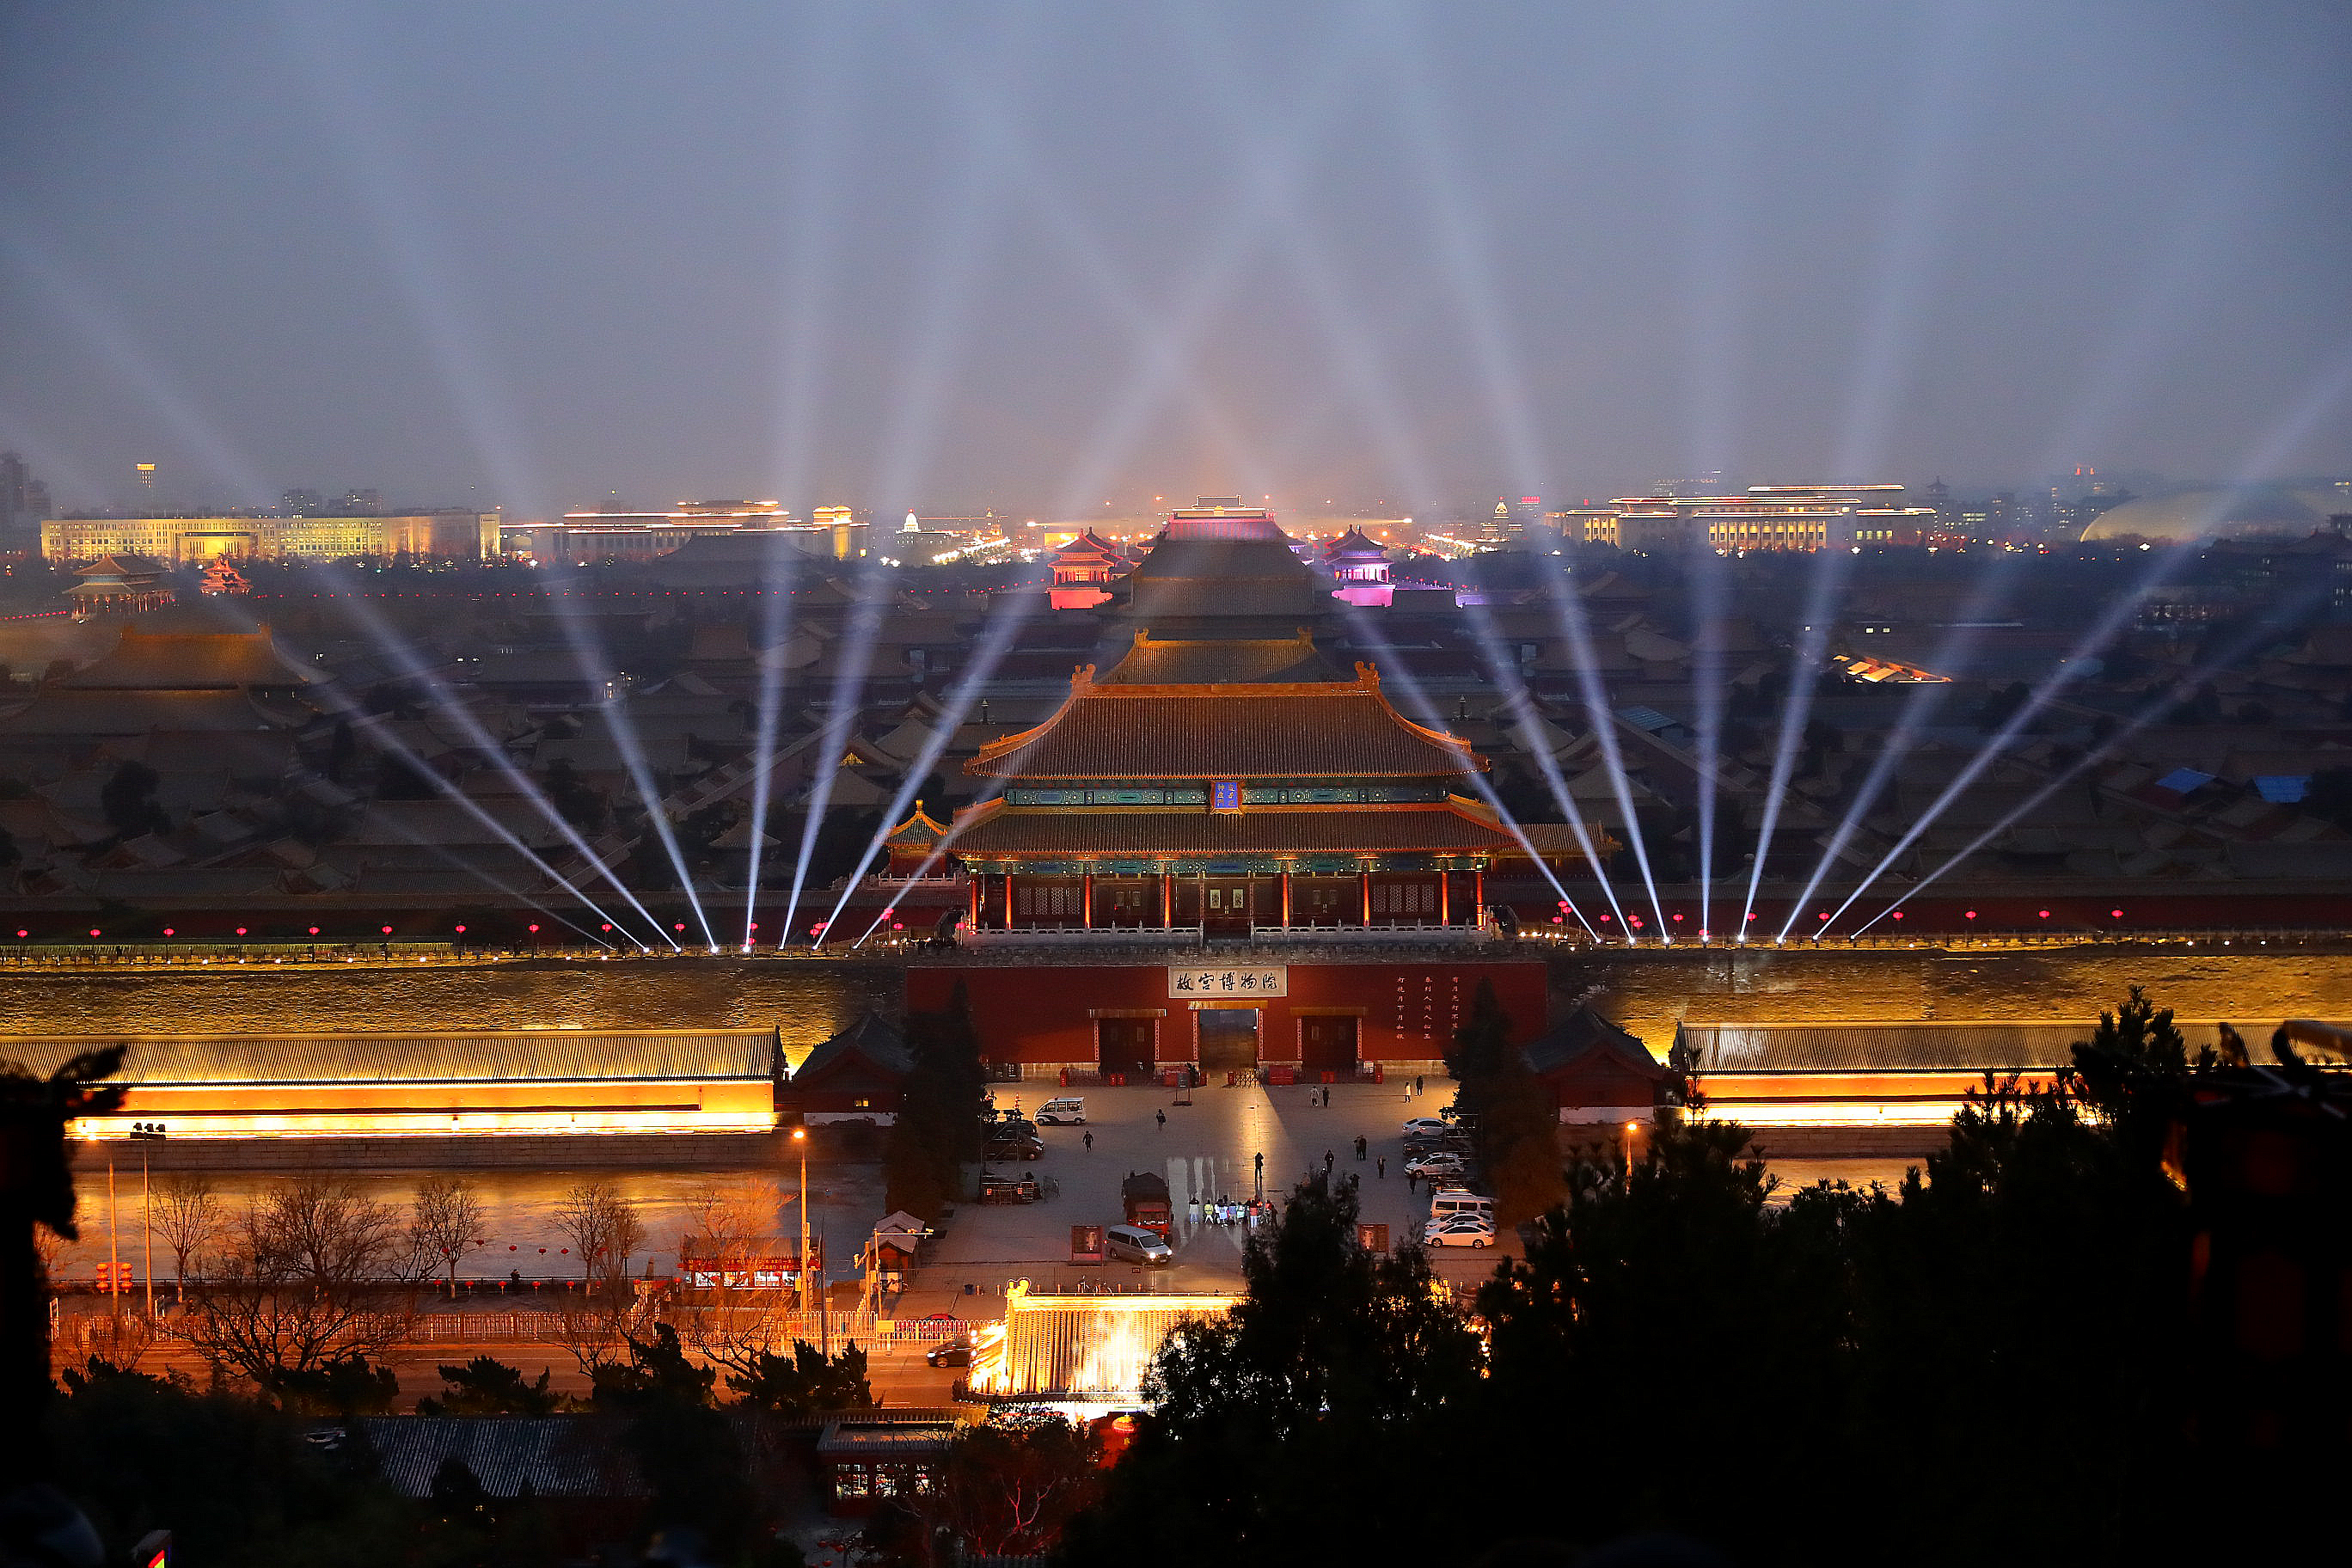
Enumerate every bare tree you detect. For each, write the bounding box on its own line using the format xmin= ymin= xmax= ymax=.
xmin=549 ymin=1295 xmax=640 ymax=1377
xmin=150 ymin=1173 xmax=224 ymax=1305
xmin=183 ymin=1173 xmax=418 ymax=1384
xmin=674 ymin=1183 xmax=782 ymax=1378
xmin=552 ymin=1180 xmax=645 ymax=1302
xmin=408 ymin=1175 xmax=486 ymax=1299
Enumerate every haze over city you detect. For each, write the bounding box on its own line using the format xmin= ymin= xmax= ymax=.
xmin=4 ymin=0 xmax=2351 ymax=518
xmin=7 ymin=8 xmax=2352 ymax=1566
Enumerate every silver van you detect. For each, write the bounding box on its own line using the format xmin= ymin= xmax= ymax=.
xmin=1037 ymin=1098 xmax=1087 ymax=1125
xmin=1429 ymin=1189 xmax=1497 ymax=1224
xmin=1104 ymin=1223 xmax=1173 ymax=1265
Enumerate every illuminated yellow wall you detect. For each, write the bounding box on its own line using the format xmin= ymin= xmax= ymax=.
xmin=70 ymin=1076 xmax=776 ymax=1139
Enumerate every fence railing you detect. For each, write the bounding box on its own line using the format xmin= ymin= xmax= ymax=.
xmin=102 ymin=1306 xmax=971 ymax=1351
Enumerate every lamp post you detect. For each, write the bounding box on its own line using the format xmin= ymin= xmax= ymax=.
xmin=792 ymin=1126 xmax=811 ymax=1323
xmin=128 ymin=1123 xmax=167 ymax=1320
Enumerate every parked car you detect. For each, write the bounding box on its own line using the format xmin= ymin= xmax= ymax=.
xmin=926 ymin=1343 xmax=973 ymax=1368
xmin=1423 ymin=1217 xmax=1496 ymax=1248
xmin=1406 ymin=1153 xmax=1470 ymax=1179
xmin=1037 ymin=1097 xmax=1087 ymax=1125
xmin=1402 ymin=1117 xmax=1451 ymax=1136
xmin=1420 ymin=1222 xmax=1496 ymax=1250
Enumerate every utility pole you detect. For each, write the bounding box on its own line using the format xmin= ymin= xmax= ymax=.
xmin=129 ymin=1124 xmax=166 ymax=1321
xmin=106 ymin=1153 xmax=119 ymax=1330
xmin=792 ymin=1126 xmax=811 ymax=1326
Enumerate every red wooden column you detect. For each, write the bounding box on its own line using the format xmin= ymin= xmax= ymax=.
xmin=1474 ymin=867 xmax=1485 ymax=924
xmin=1281 ymin=870 xmax=1292 ymax=928
xmin=1082 ymin=871 xmax=1094 ymax=928
xmin=1360 ymin=868 xmax=1372 ymax=925
xmin=1001 ymin=872 xmax=1015 ymax=928
xmin=1439 ymin=867 xmax=1451 ymax=926
xmin=968 ymin=875 xmax=981 ymax=930
xmin=1160 ymin=871 xmax=1172 ymax=928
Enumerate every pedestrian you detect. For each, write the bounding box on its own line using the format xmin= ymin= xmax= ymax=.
xmin=1083 ymin=1130 xmax=1094 ymax=1152
xmin=1354 ymin=1135 xmax=1367 ymax=1161
xmin=1406 ymin=1169 xmax=1418 ymax=1193
xmin=1156 ymin=1108 xmax=1167 ymax=1130
xmin=1377 ymin=1155 xmax=1387 ymax=1179
xmin=1323 ymin=1148 xmax=1334 ymax=1174
xmin=1415 ymin=1074 xmax=1424 ymax=1095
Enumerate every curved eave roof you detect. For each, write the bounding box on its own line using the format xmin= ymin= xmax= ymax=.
xmin=946 ymin=795 xmax=1515 ymax=856
xmin=969 ymin=666 xmax=1485 ymax=781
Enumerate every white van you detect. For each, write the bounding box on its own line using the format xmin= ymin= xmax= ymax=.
xmin=1104 ymin=1223 xmax=1173 ymax=1265
xmin=1429 ymin=1189 xmax=1497 ymax=1224
xmin=1037 ymin=1098 xmax=1087 ymax=1125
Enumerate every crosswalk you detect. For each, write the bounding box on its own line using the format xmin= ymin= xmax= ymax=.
xmin=1164 ymin=1155 xmax=1258 ymax=1253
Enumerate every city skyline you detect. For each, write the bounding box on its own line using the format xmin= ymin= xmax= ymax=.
xmin=3 ymin=3 xmax=2350 ymax=518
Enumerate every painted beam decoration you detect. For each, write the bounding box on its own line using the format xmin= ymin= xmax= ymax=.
xmin=1169 ymin=965 xmax=1288 ymax=998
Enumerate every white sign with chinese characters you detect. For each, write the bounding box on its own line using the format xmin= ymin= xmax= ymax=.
xmin=1167 ymin=965 xmax=1288 ymax=999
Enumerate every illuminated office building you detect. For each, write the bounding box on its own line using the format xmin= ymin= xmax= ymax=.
xmin=42 ymin=511 xmax=500 ymax=564
xmin=1571 ymin=485 xmax=1940 ymax=552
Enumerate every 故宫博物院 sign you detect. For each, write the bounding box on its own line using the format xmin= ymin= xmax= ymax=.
xmin=1168 ymin=965 xmax=1287 ymax=998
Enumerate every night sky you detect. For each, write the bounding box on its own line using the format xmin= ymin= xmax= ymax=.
xmin=3 ymin=1 xmax=2348 ymax=517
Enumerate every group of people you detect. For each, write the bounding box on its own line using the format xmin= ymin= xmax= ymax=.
xmin=1191 ymin=1195 xmax=1266 ymax=1228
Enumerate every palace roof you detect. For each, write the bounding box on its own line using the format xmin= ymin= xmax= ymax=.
xmin=968 ymin=665 xmax=1484 ymax=781
xmin=945 ymin=796 xmax=1518 ymax=857
xmin=1097 ymin=631 xmax=1342 ymax=686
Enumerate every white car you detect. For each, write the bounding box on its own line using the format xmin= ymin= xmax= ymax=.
xmin=1405 ymin=1153 xmax=1470 ymax=1179
xmin=1423 ymin=1217 xmax=1495 ymax=1248
xmin=1402 ymin=1116 xmax=1450 ymax=1136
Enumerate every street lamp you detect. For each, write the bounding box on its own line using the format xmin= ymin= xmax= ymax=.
xmin=128 ymin=1123 xmax=166 ymax=1320
xmin=792 ymin=1127 xmax=811 ymax=1323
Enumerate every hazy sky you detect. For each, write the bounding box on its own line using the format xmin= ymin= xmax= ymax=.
xmin=3 ymin=1 xmax=2349 ymax=518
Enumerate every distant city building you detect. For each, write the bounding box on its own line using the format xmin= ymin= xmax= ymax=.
xmin=0 ymin=450 xmax=52 ymax=549
xmin=280 ymin=487 xmax=326 ymax=515
xmin=41 ymin=511 xmax=499 ymax=565
xmin=1572 ymin=484 xmax=1941 ymax=552
xmin=133 ymin=461 xmax=157 ymax=504
xmin=505 ymin=499 xmax=867 ymax=565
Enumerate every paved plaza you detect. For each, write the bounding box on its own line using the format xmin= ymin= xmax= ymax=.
xmin=895 ymin=1075 xmax=1514 ymax=1316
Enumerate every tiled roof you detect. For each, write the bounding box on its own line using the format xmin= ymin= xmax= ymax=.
xmin=1099 ymin=634 xmax=1344 ymax=686
xmin=947 ymin=800 xmax=1518 ymax=856
xmin=58 ymin=627 xmax=316 ymax=691
xmin=1523 ymin=1005 xmax=1665 ymax=1078
xmin=1677 ymin=1019 xmax=2230 ymax=1073
xmin=970 ymin=671 xmax=1485 ymax=780
xmin=792 ymin=1010 xmax=913 ymax=1083
xmin=358 ymin=1418 xmax=646 ymax=1499
xmin=3 ymin=1029 xmax=780 ymax=1085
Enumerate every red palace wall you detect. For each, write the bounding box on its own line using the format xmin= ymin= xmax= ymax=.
xmin=904 ymin=959 xmax=1549 ymax=1069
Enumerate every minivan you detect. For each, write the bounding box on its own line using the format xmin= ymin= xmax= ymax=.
xmin=1104 ymin=1223 xmax=1173 ymax=1265
xmin=1037 ymin=1098 xmax=1087 ymax=1125
xmin=1429 ymin=1189 xmax=1496 ymax=1224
